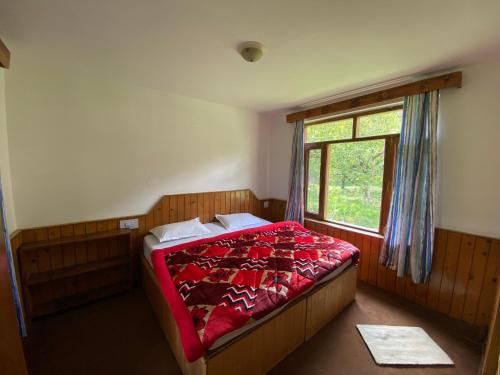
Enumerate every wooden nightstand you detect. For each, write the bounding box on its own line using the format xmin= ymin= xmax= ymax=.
xmin=18 ymin=229 xmax=133 ymax=318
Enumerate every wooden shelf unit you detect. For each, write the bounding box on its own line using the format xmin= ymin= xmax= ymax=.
xmin=18 ymin=229 xmax=133 ymax=318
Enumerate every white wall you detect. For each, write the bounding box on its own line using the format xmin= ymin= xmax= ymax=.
xmin=436 ymin=62 xmax=500 ymax=238
xmin=262 ymin=109 xmax=293 ymax=201
xmin=4 ymin=61 xmax=500 ymax=238
xmin=265 ymin=62 xmax=500 ymax=238
xmin=0 ymin=70 xmax=17 ymax=233
xmin=5 ymin=66 xmax=269 ymax=228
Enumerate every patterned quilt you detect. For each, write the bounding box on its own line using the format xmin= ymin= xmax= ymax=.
xmin=151 ymin=221 xmax=359 ymax=362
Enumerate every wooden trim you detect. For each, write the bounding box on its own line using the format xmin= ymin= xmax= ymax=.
xmin=303 ymin=148 xmax=310 ymax=214
xmin=480 ymin=285 xmax=500 ymax=375
xmin=141 ymin=254 xmax=356 ymax=375
xmin=352 ymin=115 xmax=358 ymax=138
xmin=305 ymin=104 xmax=403 ymax=127
xmin=304 ymin=106 xmax=402 ymax=231
xmin=287 ymin=72 xmax=462 ymax=123
xmin=304 ymin=147 xmax=322 ymax=216
xmin=308 ymin=216 xmax=381 ymax=236
xmin=0 ymin=38 xmax=10 ymax=69
xmin=379 ymin=137 xmax=398 ymax=233
xmin=306 ymin=113 xmax=356 ymax=127
xmin=19 ymin=229 xmax=131 ymax=250
xmin=318 ymin=144 xmax=328 ymax=218
xmin=305 ymin=133 xmax=400 ymax=148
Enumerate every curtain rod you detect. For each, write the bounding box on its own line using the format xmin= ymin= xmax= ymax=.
xmin=286 ymin=71 xmax=462 ymax=123
xmin=298 ymin=76 xmax=413 ymax=110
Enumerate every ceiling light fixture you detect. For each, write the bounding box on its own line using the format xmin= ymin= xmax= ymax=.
xmin=238 ymin=41 xmax=264 ymax=63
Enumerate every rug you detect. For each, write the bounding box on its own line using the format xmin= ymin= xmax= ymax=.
xmin=356 ymin=324 xmax=454 ymax=366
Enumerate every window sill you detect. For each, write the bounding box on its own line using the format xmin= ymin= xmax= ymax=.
xmin=304 ymin=218 xmax=383 ymax=240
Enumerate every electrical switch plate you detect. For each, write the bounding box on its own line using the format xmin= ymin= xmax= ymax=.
xmin=120 ymin=218 xmax=139 ymax=229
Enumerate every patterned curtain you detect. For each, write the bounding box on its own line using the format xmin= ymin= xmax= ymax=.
xmin=380 ymin=91 xmax=439 ymax=284
xmin=284 ymin=120 xmax=305 ymax=224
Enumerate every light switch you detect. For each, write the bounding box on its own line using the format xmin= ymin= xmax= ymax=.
xmin=120 ymin=218 xmax=139 ymax=229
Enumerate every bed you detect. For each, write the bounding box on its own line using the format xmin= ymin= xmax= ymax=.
xmin=141 ymin=218 xmax=359 ymax=375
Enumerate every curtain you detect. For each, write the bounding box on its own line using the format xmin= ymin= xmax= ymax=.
xmin=0 ymin=174 xmax=27 ymax=337
xmin=284 ymin=120 xmax=305 ymax=224
xmin=380 ymin=91 xmax=439 ymax=284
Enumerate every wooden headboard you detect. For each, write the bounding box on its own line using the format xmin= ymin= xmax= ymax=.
xmin=143 ymin=189 xmax=263 ymax=231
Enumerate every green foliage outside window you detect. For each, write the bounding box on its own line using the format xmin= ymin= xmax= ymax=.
xmin=306 ymin=149 xmax=321 ymax=213
xmin=305 ymin=108 xmax=402 ymax=231
xmin=358 ymin=110 xmax=402 ymax=137
xmin=306 ymin=118 xmax=352 ymax=143
xmin=327 ymin=140 xmax=385 ymax=229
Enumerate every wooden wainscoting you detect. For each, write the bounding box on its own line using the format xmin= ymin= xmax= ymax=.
xmin=262 ymin=199 xmax=287 ymax=223
xmin=10 ymin=189 xmax=266 ymax=324
xmin=143 ymin=190 xmax=262 ymax=231
xmin=12 ymin=191 xmax=498 ymax=329
xmin=266 ymin=198 xmax=500 ymax=328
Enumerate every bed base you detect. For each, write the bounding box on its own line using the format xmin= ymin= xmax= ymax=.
xmin=141 ymin=254 xmax=357 ymax=375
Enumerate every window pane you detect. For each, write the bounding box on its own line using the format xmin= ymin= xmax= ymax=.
xmin=306 ymin=118 xmax=353 ymax=143
xmin=327 ymin=140 xmax=385 ymax=230
xmin=358 ymin=110 xmax=402 ymax=137
xmin=306 ymin=149 xmax=321 ymax=213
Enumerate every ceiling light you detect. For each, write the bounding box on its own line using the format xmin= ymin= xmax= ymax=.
xmin=238 ymin=41 xmax=264 ymax=63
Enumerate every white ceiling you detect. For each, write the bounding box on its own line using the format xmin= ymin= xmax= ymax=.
xmin=1 ymin=0 xmax=500 ymax=112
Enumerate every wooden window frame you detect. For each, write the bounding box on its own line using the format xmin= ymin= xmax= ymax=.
xmin=304 ymin=105 xmax=402 ymax=234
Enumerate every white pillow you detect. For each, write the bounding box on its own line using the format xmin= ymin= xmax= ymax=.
xmin=150 ymin=217 xmax=211 ymax=243
xmin=215 ymin=213 xmax=265 ymax=230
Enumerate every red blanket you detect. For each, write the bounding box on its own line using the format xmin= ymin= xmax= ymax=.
xmin=151 ymin=221 xmax=359 ymax=362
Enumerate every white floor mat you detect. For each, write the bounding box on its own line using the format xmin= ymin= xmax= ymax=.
xmin=356 ymin=324 xmax=454 ymax=366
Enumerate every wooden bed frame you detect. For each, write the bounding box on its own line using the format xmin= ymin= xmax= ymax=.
xmin=141 ymin=255 xmax=357 ymax=375
xmin=137 ymin=189 xmax=357 ymax=374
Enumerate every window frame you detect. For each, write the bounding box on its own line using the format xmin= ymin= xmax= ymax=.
xmin=304 ymin=105 xmax=402 ymax=234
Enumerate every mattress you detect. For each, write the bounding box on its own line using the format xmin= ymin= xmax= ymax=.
xmin=143 ymin=220 xmax=272 ymax=266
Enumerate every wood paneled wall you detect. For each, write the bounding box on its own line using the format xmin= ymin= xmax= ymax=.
xmin=267 ymin=199 xmax=500 ymax=327
xmin=262 ymin=199 xmax=287 ymax=223
xmin=12 ymin=189 xmax=263 ymax=255
xmin=12 ymin=190 xmax=497 ymax=329
xmin=10 ymin=189 xmax=265 ymax=323
xmin=17 ymin=230 xmax=132 ymax=318
xmin=143 ymin=190 xmax=262 ymax=231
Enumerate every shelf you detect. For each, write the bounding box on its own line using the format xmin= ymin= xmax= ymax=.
xmin=19 ymin=227 xmax=134 ymax=318
xmin=26 ymin=256 xmax=130 ymax=286
xmin=31 ymin=282 xmax=131 ymax=318
xmin=20 ymin=229 xmax=131 ymax=251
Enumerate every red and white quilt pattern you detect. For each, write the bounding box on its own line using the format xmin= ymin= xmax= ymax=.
xmin=153 ymin=221 xmax=359 ymax=357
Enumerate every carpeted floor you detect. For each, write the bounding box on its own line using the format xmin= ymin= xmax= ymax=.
xmin=26 ymin=283 xmax=483 ymax=375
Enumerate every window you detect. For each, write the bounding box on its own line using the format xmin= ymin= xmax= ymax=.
xmin=304 ymin=106 xmax=402 ymax=233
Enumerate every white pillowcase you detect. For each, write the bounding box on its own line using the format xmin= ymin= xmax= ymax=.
xmin=215 ymin=213 xmax=266 ymax=231
xmin=150 ymin=217 xmax=211 ymax=243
